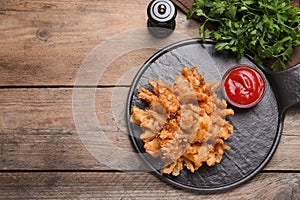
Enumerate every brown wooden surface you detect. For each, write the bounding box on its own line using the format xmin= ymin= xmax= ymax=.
xmin=1 ymin=172 xmax=299 ymax=199
xmin=0 ymin=0 xmax=300 ymax=199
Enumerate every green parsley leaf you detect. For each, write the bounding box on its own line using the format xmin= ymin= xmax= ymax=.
xmin=187 ymin=0 xmax=300 ymax=71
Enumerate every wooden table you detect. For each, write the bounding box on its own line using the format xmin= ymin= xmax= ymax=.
xmin=1 ymin=0 xmax=299 ymax=199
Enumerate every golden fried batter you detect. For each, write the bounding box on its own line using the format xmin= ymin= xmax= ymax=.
xmin=130 ymin=66 xmax=234 ymax=176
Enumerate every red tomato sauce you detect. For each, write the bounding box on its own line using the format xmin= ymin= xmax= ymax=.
xmin=222 ymin=65 xmax=266 ymax=108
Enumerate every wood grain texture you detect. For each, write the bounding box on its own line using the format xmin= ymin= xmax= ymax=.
xmin=1 ymin=0 xmax=300 ymax=198
xmin=0 ymin=172 xmax=299 ymax=199
xmin=0 ymin=88 xmax=299 ymax=170
xmin=0 ymin=0 xmax=200 ymax=86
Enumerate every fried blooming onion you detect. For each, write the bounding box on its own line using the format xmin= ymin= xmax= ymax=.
xmin=130 ymin=66 xmax=234 ymax=176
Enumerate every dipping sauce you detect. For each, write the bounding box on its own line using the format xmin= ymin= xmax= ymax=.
xmin=222 ymin=65 xmax=266 ymax=108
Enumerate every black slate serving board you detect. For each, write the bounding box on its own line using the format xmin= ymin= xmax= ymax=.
xmin=126 ymin=39 xmax=300 ymax=192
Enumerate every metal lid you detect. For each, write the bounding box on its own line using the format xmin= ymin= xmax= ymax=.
xmin=147 ymin=0 xmax=177 ymax=23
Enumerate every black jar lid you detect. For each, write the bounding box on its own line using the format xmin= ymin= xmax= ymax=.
xmin=147 ymin=0 xmax=177 ymax=24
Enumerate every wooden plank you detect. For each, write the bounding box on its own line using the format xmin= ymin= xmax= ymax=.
xmin=0 ymin=0 xmax=200 ymax=86
xmin=0 ymin=88 xmax=299 ymax=170
xmin=0 ymin=87 xmax=132 ymax=170
xmin=0 ymin=172 xmax=299 ymax=199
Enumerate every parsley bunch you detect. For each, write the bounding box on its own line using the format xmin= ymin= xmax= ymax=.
xmin=188 ymin=0 xmax=300 ymax=71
